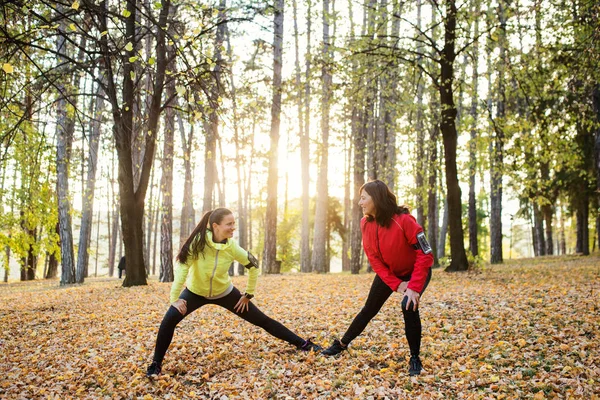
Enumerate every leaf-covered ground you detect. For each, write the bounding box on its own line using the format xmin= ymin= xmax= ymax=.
xmin=1 ymin=255 xmax=599 ymax=399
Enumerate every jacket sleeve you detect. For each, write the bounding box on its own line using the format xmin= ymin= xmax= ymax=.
xmin=170 ymin=262 xmax=190 ymax=303
xmin=402 ymin=215 xmax=434 ymax=293
xmin=232 ymin=240 xmax=259 ymax=296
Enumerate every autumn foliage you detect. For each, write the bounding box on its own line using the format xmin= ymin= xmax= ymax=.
xmin=1 ymin=255 xmax=599 ymax=398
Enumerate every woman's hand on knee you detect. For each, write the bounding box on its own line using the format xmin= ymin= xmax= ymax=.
xmin=234 ymin=296 xmax=250 ymax=313
xmin=402 ymin=289 xmax=420 ymax=311
xmin=172 ymin=299 xmax=187 ymax=315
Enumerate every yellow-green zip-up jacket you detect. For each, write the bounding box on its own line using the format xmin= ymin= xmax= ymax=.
xmin=170 ymin=231 xmax=258 ymax=303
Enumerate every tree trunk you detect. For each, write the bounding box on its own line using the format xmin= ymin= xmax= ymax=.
xmin=152 ymin=190 xmax=161 ymax=275
xmin=145 ymin=163 xmax=156 ymax=269
xmin=56 ymin=4 xmax=76 ymax=285
xmin=440 ymin=0 xmax=468 ymax=272
xmin=46 ymin=223 xmax=60 ymax=279
xmin=489 ymin=0 xmax=507 ymax=265
xmin=559 ymin=203 xmax=567 ymax=255
xmin=364 ymin=0 xmax=378 ymax=180
xmin=224 ymin=27 xmax=245 ymax=275
xmin=542 ymin=204 xmax=553 ymax=255
xmin=533 ymin=202 xmax=545 ymax=256
xmin=427 ymin=125 xmax=440 ymax=268
xmin=415 ymin=0 xmax=426 ymax=228
xmin=438 ymin=197 xmax=449 ymax=259
xmin=203 ymin=2 xmax=225 ymax=213
xmin=298 ymin=0 xmax=312 ymax=273
xmin=592 ymin=84 xmax=600 ymax=250
xmin=159 ymin=45 xmax=177 ymax=283
xmin=576 ymin=194 xmax=590 ymax=255
xmin=179 ymin=116 xmax=196 ymax=246
xmin=468 ymin=0 xmax=480 ymax=257
xmin=351 ymin=108 xmax=366 ymax=274
xmin=263 ymin=0 xmax=284 ymax=274
xmin=76 ymin=74 xmax=105 ymax=283
xmin=311 ymin=0 xmax=332 ymax=274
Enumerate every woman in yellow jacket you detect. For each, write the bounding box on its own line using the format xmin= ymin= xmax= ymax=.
xmin=147 ymin=208 xmax=320 ymax=376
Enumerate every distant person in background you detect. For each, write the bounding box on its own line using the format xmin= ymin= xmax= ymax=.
xmin=118 ymin=256 xmax=126 ymax=279
xmin=321 ymin=180 xmax=434 ymax=376
xmin=146 ymin=207 xmax=321 ymax=377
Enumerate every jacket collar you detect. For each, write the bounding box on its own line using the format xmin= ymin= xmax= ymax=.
xmin=206 ymin=230 xmax=231 ymax=250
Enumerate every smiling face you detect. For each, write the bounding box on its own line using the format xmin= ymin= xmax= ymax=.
xmin=211 ymin=213 xmax=235 ymax=242
xmin=358 ymin=189 xmax=376 ymax=217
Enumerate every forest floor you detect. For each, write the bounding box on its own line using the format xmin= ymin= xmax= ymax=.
xmin=1 ymin=255 xmax=599 ymax=399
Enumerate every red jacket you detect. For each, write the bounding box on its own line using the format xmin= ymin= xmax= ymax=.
xmin=361 ymin=213 xmax=433 ymax=293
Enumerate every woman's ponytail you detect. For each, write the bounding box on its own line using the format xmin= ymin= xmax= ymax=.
xmin=176 ymin=210 xmax=213 ymax=264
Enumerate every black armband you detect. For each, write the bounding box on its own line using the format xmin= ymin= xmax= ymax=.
xmin=412 ymin=232 xmax=432 ymax=254
xmin=244 ymin=251 xmax=259 ymax=269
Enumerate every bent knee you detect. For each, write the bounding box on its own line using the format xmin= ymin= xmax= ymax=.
xmin=160 ymin=306 xmax=185 ymax=328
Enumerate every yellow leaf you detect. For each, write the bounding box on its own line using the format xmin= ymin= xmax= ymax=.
xmin=69 ymin=23 xmax=77 ymax=31
xmin=490 ymin=375 xmax=499 ymax=383
xmin=3 ymin=63 xmax=14 ymax=74
xmin=125 ymin=42 xmax=133 ymax=52
xmin=71 ymin=0 xmax=80 ymax=10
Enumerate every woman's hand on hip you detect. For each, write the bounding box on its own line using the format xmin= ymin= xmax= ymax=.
xmin=172 ymin=299 xmax=187 ymax=315
xmin=403 ymin=288 xmax=420 ymax=311
xmin=234 ymin=296 xmax=250 ymax=313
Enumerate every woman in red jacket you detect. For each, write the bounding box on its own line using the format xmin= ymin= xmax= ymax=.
xmin=322 ymin=180 xmax=434 ymax=376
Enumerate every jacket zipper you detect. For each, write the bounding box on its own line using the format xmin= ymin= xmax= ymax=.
xmin=209 ymin=250 xmax=220 ymax=297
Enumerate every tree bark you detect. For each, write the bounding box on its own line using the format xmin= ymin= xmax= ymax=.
xmin=225 ymin=26 xmax=244 ymax=275
xmin=76 ymin=74 xmax=105 ymax=283
xmin=299 ymin=0 xmax=312 ymax=273
xmin=489 ymin=0 xmax=507 ymax=264
xmin=468 ymin=0 xmax=480 ymax=257
xmin=415 ymin=0 xmax=426 ymax=228
xmin=311 ymin=0 xmax=332 ymax=273
xmin=263 ymin=0 xmax=284 ymax=274
xmin=203 ymin=2 xmax=226 ymax=213
xmin=440 ymin=0 xmax=468 ymax=272
xmin=542 ymin=204 xmax=554 ymax=255
xmin=46 ymin=224 xmax=59 ymax=279
xmin=592 ymin=84 xmax=600 ymax=250
xmin=159 ymin=39 xmax=177 ymax=283
xmin=427 ymin=125 xmax=440 ymax=268
xmin=179 ymin=115 xmax=195 ymax=246
xmin=56 ymin=4 xmax=76 ymax=285
xmin=438 ymin=197 xmax=449 ymax=259
xmin=575 ymin=195 xmax=589 ymax=255
xmin=533 ymin=202 xmax=545 ymax=256
xmin=301 ymin=0 xmax=313 ymax=273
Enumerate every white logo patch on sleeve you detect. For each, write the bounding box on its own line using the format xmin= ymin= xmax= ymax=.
xmin=416 ymin=232 xmax=432 ymax=254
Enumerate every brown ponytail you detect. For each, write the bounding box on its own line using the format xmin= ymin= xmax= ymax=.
xmin=176 ymin=208 xmax=233 ymax=264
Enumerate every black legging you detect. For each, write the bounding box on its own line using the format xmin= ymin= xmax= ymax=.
xmin=341 ymin=269 xmax=432 ymax=356
xmin=152 ymin=287 xmax=305 ymax=364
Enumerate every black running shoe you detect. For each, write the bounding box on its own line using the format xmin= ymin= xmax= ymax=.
xmin=299 ymin=339 xmax=322 ymax=352
xmin=146 ymin=361 xmax=162 ymax=377
xmin=321 ymin=339 xmax=347 ymax=356
xmin=408 ymin=355 xmax=422 ymax=376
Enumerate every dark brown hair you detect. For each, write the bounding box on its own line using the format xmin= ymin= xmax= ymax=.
xmin=360 ymin=179 xmax=409 ymax=227
xmin=176 ymin=208 xmax=233 ymax=264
